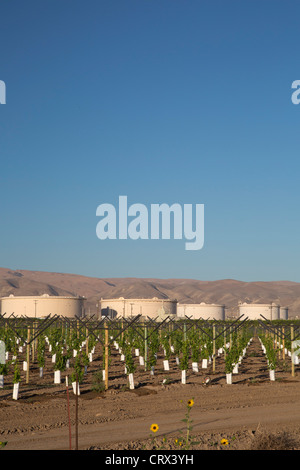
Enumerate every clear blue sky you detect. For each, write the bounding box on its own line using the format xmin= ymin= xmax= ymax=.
xmin=0 ymin=0 xmax=299 ymax=282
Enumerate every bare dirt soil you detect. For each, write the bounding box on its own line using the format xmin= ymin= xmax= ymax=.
xmin=1 ymin=336 xmax=300 ymax=451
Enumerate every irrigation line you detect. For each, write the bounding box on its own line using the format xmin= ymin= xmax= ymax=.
xmin=28 ymin=315 xmax=61 ymax=343
xmin=258 ymin=319 xmax=284 ymax=341
xmin=73 ymin=314 xmax=100 ymax=334
xmin=0 ymin=312 xmax=15 ymax=319
xmin=118 ymin=315 xmax=172 ymax=342
xmin=258 ymin=316 xmax=300 ymax=341
xmin=71 ymin=315 xmax=107 ymax=343
xmin=187 ymin=322 xmax=213 ymax=340
xmin=121 ymin=316 xmax=169 ymax=342
xmin=257 ymin=319 xmax=286 ymax=341
xmin=164 ymin=317 xmax=181 ymax=332
xmin=213 ymin=315 xmax=248 ymax=341
xmin=96 ymin=315 xmax=143 ymax=345
xmin=167 ymin=316 xmax=199 ymax=335
xmin=7 ymin=314 xmax=60 ymax=345
xmin=0 ymin=313 xmax=8 ymax=326
xmin=182 ymin=316 xmax=202 ymax=334
xmin=195 ymin=317 xmax=212 ymax=327
xmin=163 ymin=315 xmax=247 ymax=342
xmin=107 ymin=314 xmax=142 ymax=343
xmin=143 ymin=316 xmax=171 ymax=340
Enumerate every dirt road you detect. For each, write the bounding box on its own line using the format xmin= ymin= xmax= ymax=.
xmin=1 ymin=336 xmax=300 ymax=450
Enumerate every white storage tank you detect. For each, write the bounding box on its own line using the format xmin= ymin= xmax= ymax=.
xmin=238 ymin=302 xmax=280 ymax=320
xmin=0 ymin=294 xmax=85 ymax=318
xmin=177 ymin=303 xmax=225 ymax=320
xmin=100 ymin=297 xmax=177 ymax=319
xmin=279 ymin=307 xmax=289 ymax=320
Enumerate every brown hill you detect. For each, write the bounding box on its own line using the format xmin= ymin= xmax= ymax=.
xmin=0 ymin=268 xmax=75 ymax=298
xmin=0 ymin=267 xmax=299 ymax=317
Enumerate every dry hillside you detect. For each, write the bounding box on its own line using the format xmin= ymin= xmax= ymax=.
xmin=0 ymin=267 xmax=299 ymax=317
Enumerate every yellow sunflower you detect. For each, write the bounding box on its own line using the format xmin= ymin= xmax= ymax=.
xmin=220 ymin=438 xmax=229 ymax=446
xmin=150 ymin=423 xmax=159 ymax=433
xmin=187 ymin=399 xmax=194 ymax=407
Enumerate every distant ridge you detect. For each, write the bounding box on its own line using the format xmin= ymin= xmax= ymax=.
xmin=0 ymin=267 xmax=299 ymax=317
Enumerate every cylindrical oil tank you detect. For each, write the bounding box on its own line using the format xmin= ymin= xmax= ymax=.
xmin=100 ymin=297 xmax=177 ymax=319
xmin=0 ymin=294 xmax=85 ymax=318
xmin=238 ymin=302 xmax=280 ymax=320
xmin=279 ymin=307 xmax=289 ymax=320
xmin=177 ymin=303 xmax=225 ymax=320
xmin=271 ymin=304 xmax=280 ymax=320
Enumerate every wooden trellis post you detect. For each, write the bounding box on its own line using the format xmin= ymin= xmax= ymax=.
xmin=26 ymin=326 xmax=30 ymax=384
xmin=105 ymin=324 xmax=109 ymax=390
xmin=86 ymin=327 xmax=89 ymax=356
xmin=291 ymin=326 xmax=295 ymax=377
xmin=144 ymin=324 xmax=148 ymax=371
xmin=212 ymin=324 xmax=216 ymax=373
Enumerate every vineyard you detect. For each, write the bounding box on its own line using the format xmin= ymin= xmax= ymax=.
xmin=1 ymin=313 xmax=300 ymax=450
